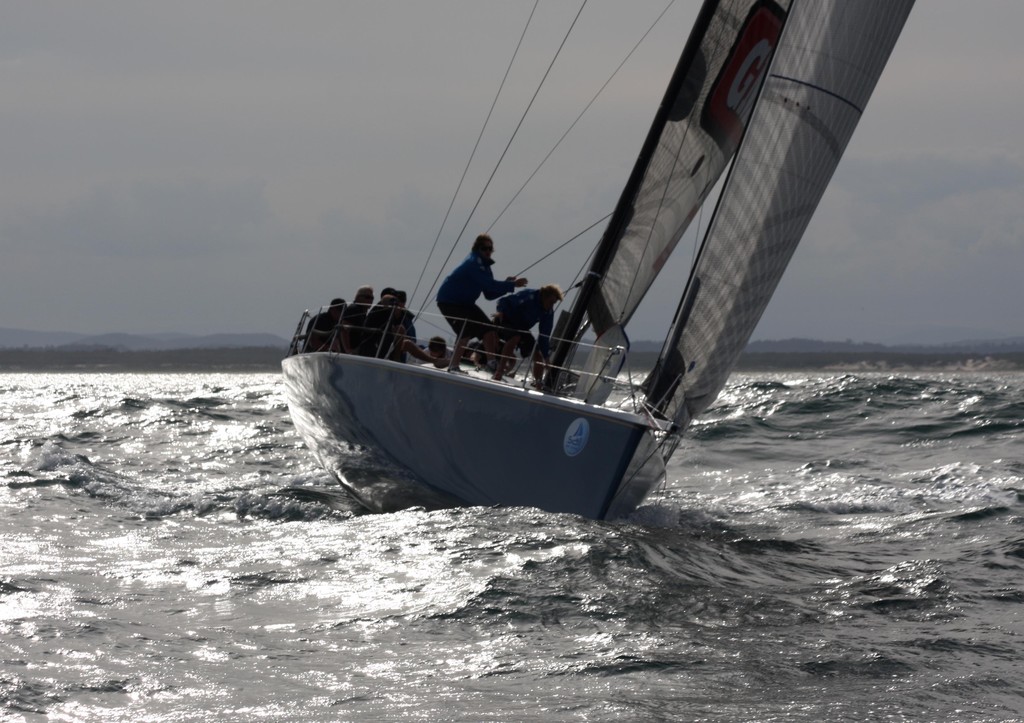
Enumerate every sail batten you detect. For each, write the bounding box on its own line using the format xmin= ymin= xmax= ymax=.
xmin=646 ymin=0 xmax=915 ymax=423
xmin=769 ymin=74 xmax=866 ymax=114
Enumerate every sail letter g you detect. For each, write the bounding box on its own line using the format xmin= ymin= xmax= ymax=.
xmin=727 ymin=39 xmax=772 ymax=121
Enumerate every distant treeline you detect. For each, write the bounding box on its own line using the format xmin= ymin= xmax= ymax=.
xmin=624 ymin=350 xmax=1024 ymax=372
xmin=0 ymin=346 xmax=286 ymax=371
xmin=0 ymin=346 xmax=1021 ymax=373
xmin=734 ymin=350 xmax=1024 ymax=372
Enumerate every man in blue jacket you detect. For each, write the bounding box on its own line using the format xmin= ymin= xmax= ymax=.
xmin=492 ymin=284 xmax=563 ymax=384
xmin=436 ymin=233 xmax=526 ymax=372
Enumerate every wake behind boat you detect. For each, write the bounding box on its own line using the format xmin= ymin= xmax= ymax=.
xmin=282 ymin=0 xmax=915 ymax=519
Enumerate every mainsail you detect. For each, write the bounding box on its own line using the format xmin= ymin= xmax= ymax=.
xmin=552 ymin=0 xmax=791 ymax=373
xmin=645 ymin=0 xmax=915 ymax=424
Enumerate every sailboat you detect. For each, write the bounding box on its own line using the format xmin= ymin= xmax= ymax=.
xmin=282 ymin=0 xmax=915 ymax=519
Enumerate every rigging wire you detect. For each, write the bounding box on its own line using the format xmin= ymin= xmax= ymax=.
xmin=542 ymin=0 xmax=682 ymax=341
xmin=503 ymin=0 xmax=681 ymax=348
xmin=418 ymin=0 xmax=590 ymax=311
xmin=512 ymin=211 xmax=610 ymax=279
xmin=409 ymin=0 xmax=540 ymax=310
xmin=486 ymin=0 xmax=678 ymax=235
xmin=497 ymin=211 xmax=609 ymax=337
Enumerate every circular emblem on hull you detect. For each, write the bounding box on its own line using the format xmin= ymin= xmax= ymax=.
xmin=563 ymin=418 xmax=590 ymax=457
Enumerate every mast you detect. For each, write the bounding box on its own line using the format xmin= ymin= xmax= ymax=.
xmin=547 ymin=0 xmax=724 ymax=384
xmin=548 ymin=0 xmax=790 ymax=388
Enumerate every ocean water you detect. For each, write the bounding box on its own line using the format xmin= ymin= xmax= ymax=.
xmin=1 ymin=370 xmax=1022 ymax=721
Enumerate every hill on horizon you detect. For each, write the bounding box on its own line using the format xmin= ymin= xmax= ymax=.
xmin=0 ymin=327 xmax=289 ymax=351
xmin=744 ymin=336 xmax=1024 ymax=354
xmin=2 ymin=326 xmax=1023 ymax=354
xmin=627 ymin=335 xmax=1024 ymax=354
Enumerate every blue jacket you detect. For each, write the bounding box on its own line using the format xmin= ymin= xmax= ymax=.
xmin=497 ymin=288 xmax=554 ymax=357
xmin=437 ymin=252 xmax=516 ymax=306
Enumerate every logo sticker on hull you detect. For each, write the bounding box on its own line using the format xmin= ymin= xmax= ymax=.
xmin=563 ymin=418 xmax=590 ymax=457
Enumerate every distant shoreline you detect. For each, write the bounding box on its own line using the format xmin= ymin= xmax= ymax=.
xmin=1 ymin=347 xmax=1021 ymax=373
xmin=638 ymin=350 xmax=1024 ymax=372
xmin=0 ymin=347 xmax=287 ymax=372
xmin=733 ymin=351 xmax=1024 ymax=373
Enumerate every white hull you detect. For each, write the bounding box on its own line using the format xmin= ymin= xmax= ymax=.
xmin=281 ymin=353 xmax=666 ymax=519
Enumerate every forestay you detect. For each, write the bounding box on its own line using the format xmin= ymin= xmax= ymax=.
xmin=646 ymin=0 xmax=915 ymax=424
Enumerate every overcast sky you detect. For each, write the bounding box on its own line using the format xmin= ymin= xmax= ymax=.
xmin=3 ymin=1 xmax=1022 ymax=344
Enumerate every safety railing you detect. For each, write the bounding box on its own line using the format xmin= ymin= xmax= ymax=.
xmin=285 ymin=304 xmax=651 ymax=412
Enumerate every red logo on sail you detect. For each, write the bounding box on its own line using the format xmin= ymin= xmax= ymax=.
xmin=702 ymin=2 xmax=785 ymax=153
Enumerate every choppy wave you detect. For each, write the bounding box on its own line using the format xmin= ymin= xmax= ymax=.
xmin=1 ymin=371 xmax=1022 ymax=720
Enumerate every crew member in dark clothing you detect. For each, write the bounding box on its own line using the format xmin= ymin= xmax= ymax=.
xmin=354 ymin=292 xmax=445 ymax=367
xmin=394 ymin=290 xmax=417 ymax=346
xmin=340 ymin=285 xmax=374 ymax=353
xmin=304 ymin=298 xmax=346 ymax=352
xmin=436 ymin=233 xmax=526 ymax=372
xmin=492 ymin=284 xmax=563 ymax=383
xmin=379 ymin=288 xmax=418 ymax=361
xmin=357 ymin=292 xmax=405 ymax=358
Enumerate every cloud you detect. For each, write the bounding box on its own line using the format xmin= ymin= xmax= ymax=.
xmin=828 ymin=153 xmax=1024 ymax=262
xmin=838 ymin=154 xmax=1024 ymax=217
xmin=1 ymin=1 xmax=1022 ymax=343
xmin=5 ymin=178 xmax=273 ymax=259
xmin=754 ymin=151 xmax=1024 ymax=343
